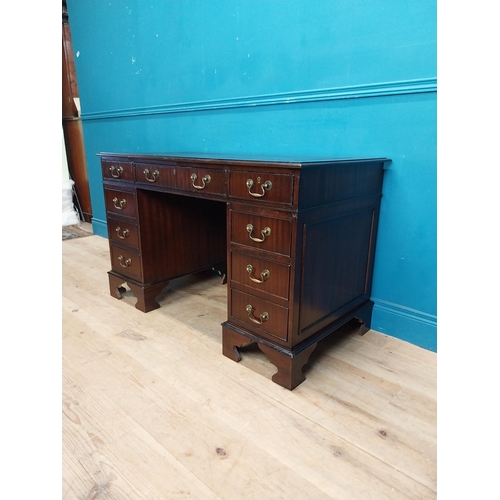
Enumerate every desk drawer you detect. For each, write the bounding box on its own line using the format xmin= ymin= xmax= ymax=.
xmin=109 ymin=244 xmax=142 ymax=281
xmin=107 ymin=216 xmax=139 ymax=249
xmin=230 ymin=251 xmax=290 ymax=300
xmin=230 ymin=210 xmax=292 ymax=256
xmin=135 ymin=162 xmax=176 ymax=188
xmin=104 ymin=188 xmax=137 ymax=218
xmin=176 ymin=166 xmax=227 ymax=196
xmin=228 ymin=171 xmax=294 ymax=205
xmin=230 ymin=289 xmax=289 ymax=342
xmin=102 ymin=160 xmax=135 ymax=182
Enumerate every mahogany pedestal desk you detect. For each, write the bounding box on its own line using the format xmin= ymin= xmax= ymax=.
xmin=99 ymin=153 xmax=389 ymax=390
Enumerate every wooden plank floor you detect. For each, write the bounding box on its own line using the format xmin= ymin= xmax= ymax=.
xmin=62 ymin=235 xmax=437 ymax=500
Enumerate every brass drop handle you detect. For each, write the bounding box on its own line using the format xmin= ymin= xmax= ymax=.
xmin=112 ymin=197 xmax=127 ymax=210
xmin=191 ymin=173 xmax=211 ymax=189
xmin=246 ymin=224 xmax=271 ymax=243
xmin=246 ymin=305 xmax=269 ymax=324
xmin=118 ymin=255 xmax=132 ymax=268
xmin=246 ymin=178 xmax=272 ymax=198
xmin=115 ymin=227 xmax=129 ymax=239
xmin=246 ymin=264 xmax=270 ymax=283
xmin=109 ymin=165 xmax=123 ymax=178
xmin=143 ymin=168 xmax=160 ymax=183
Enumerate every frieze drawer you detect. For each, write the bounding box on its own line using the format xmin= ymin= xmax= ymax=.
xmin=228 ymin=171 xmax=294 ymax=206
xmin=176 ymin=166 xmax=227 ymax=197
xmin=135 ymin=162 xmax=177 ymax=188
xmin=102 ymin=160 xmax=135 ymax=182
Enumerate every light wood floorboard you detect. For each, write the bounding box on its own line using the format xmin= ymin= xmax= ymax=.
xmin=62 ymin=235 xmax=437 ymax=499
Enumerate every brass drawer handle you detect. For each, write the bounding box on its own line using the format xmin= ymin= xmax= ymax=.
xmin=246 ymin=305 xmax=269 ymax=324
xmin=143 ymin=168 xmax=160 ymax=183
xmin=246 ymin=178 xmax=272 ymax=198
xmin=246 ymin=264 xmax=270 ymax=283
xmin=115 ymin=227 xmax=129 ymax=239
xmin=112 ymin=197 xmax=127 ymax=210
xmin=118 ymin=255 xmax=132 ymax=268
xmin=109 ymin=165 xmax=123 ymax=178
xmin=246 ymin=224 xmax=271 ymax=243
xmin=191 ymin=173 xmax=211 ymax=189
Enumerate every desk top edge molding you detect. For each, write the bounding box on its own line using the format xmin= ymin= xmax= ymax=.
xmin=98 ymin=152 xmax=391 ymax=169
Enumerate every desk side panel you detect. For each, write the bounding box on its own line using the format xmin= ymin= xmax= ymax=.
xmin=296 ymin=205 xmax=378 ymax=340
xmin=297 ymin=160 xmax=385 ymax=209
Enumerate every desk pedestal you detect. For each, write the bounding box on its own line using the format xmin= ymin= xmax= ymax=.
xmin=100 ymin=153 xmax=388 ymax=390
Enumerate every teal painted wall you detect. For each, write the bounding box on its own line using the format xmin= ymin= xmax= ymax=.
xmin=67 ymin=0 xmax=437 ymax=351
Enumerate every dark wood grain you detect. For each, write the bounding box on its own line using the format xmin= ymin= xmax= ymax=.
xmin=228 ymin=170 xmax=295 ymax=206
xmin=63 ymin=4 xmax=92 ymax=221
xmin=99 ymin=153 xmax=389 ymax=389
xmin=230 ymin=250 xmax=291 ymax=301
xmin=104 ymin=187 xmax=137 ymax=219
xmin=229 ymin=210 xmax=293 ymax=256
xmin=107 ymin=216 xmax=139 ymax=248
xmin=135 ymin=162 xmax=176 ymax=188
xmin=298 ymin=208 xmax=375 ymax=336
xmin=136 ymin=190 xmax=227 ymax=284
xmin=109 ymin=245 xmax=142 ymax=282
xmin=101 ymin=160 xmax=135 ymax=182
xmin=230 ymin=289 xmax=289 ymax=343
xmin=176 ymin=166 xmax=227 ymax=196
xmin=258 ymin=342 xmax=318 ymax=390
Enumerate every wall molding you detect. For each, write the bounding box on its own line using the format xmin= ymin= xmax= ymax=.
xmin=371 ymin=297 xmax=437 ymax=351
xmin=92 ymin=218 xmax=108 ymax=238
xmin=372 ymin=297 xmax=437 ymax=327
xmin=81 ymin=77 xmax=437 ymax=121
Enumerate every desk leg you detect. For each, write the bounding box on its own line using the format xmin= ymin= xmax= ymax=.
xmin=109 ymin=273 xmax=127 ymax=299
xmin=127 ymin=282 xmax=167 ymax=313
xmin=258 ymin=343 xmax=317 ymax=390
xmin=354 ymin=301 xmax=374 ymax=335
xmin=222 ymin=323 xmax=317 ymax=390
xmin=108 ymin=272 xmax=167 ymax=313
xmin=222 ymin=325 xmax=255 ymax=362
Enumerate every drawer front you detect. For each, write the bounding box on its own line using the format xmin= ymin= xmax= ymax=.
xmin=230 ymin=289 xmax=289 ymax=342
xmin=228 ymin=171 xmax=294 ymax=205
xmin=109 ymin=244 xmax=142 ymax=281
xmin=104 ymin=188 xmax=137 ymax=218
xmin=135 ymin=162 xmax=176 ymax=188
xmin=230 ymin=211 xmax=292 ymax=256
xmin=176 ymin=166 xmax=227 ymax=196
xmin=230 ymin=251 xmax=290 ymax=300
xmin=107 ymin=216 xmax=139 ymax=249
xmin=102 ymin=160 xmax=135 ymax=182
